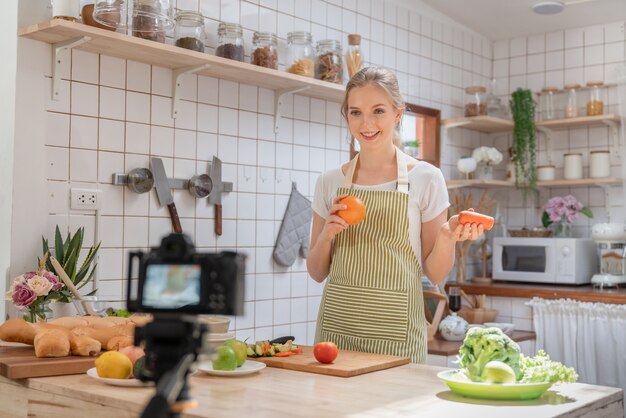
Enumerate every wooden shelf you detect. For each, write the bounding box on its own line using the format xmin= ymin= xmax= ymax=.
xmin=446 ymin=177 xmax=622 ymax=190
xmin=536 ymin=114 xmax=621 ymax=130
xmin=441 ymin=116 xmax=513 ymax=133
xmin=18 ymin=19 xmax=345 ymax=103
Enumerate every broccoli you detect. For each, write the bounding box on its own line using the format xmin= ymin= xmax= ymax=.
xmin=518 ymin=350 xmax=578 ymax=384
xmin=457 ymin=327 xmax=521 ymax=382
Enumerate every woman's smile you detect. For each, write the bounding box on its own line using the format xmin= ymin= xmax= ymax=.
xmin=360 ymin=130 xmax=381 ymax=141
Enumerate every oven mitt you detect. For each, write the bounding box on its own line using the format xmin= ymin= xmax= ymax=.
xmin=273 ymin=183 xmax=313 ymax=267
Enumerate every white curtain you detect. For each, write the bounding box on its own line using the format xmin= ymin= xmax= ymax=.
xmin=528 ymin=297 xmax=626 ymax=393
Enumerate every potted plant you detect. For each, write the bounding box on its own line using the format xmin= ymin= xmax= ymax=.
xmin=509 ymin=88 xmax=537 ymax=192
xmin=41 ymin=226 xmax=100 ymax=304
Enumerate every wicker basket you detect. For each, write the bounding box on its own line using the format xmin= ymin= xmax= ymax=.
xmin=457 ymin=307 xmax=498 ymax=324
xmin=508 ymin=228 xmax=552 ymax=238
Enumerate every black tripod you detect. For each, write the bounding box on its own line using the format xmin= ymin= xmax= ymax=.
xmin=135 ymin=317 xmax=207 ymax=418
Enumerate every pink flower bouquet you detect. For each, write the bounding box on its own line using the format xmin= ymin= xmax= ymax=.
xmin=542 ymin=195 xmax=593 ymax=228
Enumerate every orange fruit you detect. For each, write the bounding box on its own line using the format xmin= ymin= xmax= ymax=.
xmin=337 ymin=196 xmax=366 ymax=225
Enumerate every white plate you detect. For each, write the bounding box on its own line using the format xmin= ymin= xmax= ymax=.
xmin=196 ymin=360 xmax=266 ymax=376
xmin=86 ymin=368 xmax=152 ymax=387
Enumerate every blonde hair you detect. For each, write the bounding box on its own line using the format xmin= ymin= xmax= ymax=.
xmin=341 ymin=67 xmax=405 ymax=147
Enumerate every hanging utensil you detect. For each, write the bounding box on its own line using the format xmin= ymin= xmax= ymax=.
xmin=126 ymin=167 xmax=154 ymax=194
xmin=207 ymin=156 xmax=233 ymax=236
xmin=150 ymin=157 xmax=183 ymax=234
xmin=188 ymin=174 xmax=213 ymax=198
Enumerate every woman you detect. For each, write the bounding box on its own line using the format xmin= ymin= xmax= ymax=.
xmin=307 ymin=67 xmax=484 ymax=363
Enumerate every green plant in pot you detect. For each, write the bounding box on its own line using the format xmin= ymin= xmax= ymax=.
xmin=510 ymin=88 xmax=537 ymax=192
xmin=41 ymin=226 xmax=100 ymax=303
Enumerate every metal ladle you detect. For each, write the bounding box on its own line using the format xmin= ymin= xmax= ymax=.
xmin=127 ymin=168 xmax=154 ymax=194
xmin=188 ymin=174 xmax=213 ymax=198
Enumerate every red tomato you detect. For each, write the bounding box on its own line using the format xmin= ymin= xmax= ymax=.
xmin=313 ymin=342 xmax=338 ymax=364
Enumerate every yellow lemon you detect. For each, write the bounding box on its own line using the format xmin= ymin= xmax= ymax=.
xmin=95 ymin=351 xmax=133 ymax=379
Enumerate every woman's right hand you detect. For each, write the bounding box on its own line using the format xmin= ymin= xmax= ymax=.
xmin=320 ymin=195 xmax=350 ymax=242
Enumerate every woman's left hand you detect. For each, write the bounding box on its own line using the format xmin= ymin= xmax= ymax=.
xmin=440 ymin=214 xmax=485 ymax=242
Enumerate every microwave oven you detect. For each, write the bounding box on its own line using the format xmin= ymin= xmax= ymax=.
xmin=492 ymin=237 xmax=597 ymax=284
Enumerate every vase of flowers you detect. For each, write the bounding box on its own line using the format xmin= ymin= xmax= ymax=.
xmin=542 ymin=195 xmax=593 ymax=238
xmin=7 ymin=253 xmax=63 ymax=323
xmin=472 ymin=146 xmax=503 ymax=180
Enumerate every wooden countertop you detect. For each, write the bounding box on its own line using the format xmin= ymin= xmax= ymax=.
xmin=1 ymin=361 xmax=622 ymax=418
xmin=453 ymin=280 xmax=626 ymax=304
xmin=428 ymin=330 xmax=536 ymax=356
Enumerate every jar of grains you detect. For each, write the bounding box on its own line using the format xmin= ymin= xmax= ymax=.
xmin=251 ymin=31 xmax=278 ymax=69
xmin=464 ymin=86 xmax=487 ymax=117
xmin=315 ymin=39 xmax=343 ymax=84
xmin=586 ymin=80 xmax=605 ymax=116
xmin=564 ymin=83 xmax=580 ymax=118
xmin=174 ymin=11 xmax=205 ymax=52
xmin=216 ymin=22 xmax=244 ymax=61
xmin=286 ymin=31 xmax=315 ymax=77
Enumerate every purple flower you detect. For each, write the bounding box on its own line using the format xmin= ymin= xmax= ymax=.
xmin=42 ymin=271 xmax=63 ymax=291
xmin=12 ymin=284 xmax=37 ymax=307
xmin=23 ymin=272 xmax=37 ymax=280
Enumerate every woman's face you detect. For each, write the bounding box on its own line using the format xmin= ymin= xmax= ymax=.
xmin=347 ymin=83 xmax=401 ymax=151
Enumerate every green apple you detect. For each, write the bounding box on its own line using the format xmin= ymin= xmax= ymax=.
xmin=212 ymin=345 xmax=237 ymax=371
xmin=481 ymin=361 xmax=516 ymax=384
xmin=224 ymin=339 xmax=247 ymax=367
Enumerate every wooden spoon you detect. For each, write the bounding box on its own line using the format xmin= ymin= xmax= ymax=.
xmin=50 ymin=256 xmax=98 ymax=316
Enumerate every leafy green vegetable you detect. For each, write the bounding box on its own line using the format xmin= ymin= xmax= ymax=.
xmin=106 ymin=307 xmax=132 ymax=318
xmin=518 ymin=350 xmax=578 ymax=384
xmin=457 ymin=327 xmax=521 ymax=382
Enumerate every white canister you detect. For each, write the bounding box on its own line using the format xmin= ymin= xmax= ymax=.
xmin=537 ymin=165 xmax=556 ymax=181
xmin=589 ymin=150 xmax=610 ymax=178
xmin=563 ymin=153 xmax=583 ymax=180
xmin=52 ymin=0 xmax=79 ymax=21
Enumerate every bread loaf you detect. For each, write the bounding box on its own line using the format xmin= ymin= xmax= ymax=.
xmin=0 ymin=318 xmax=37 ymax=345
xmin=34 ymin=329 xmax=71 ymax=357
xmin=70 ymin=335 xmax=101 ymax=356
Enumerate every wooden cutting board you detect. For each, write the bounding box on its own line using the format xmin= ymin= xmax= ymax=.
xmin=0 ymin=345 xmax=97 ymax=379
xmin=247 ymin=346 xmax=409 ymax=377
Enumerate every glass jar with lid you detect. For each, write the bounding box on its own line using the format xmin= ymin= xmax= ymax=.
xmin=216 ymin=22 xmax=244 ymax=61
xmin=540 ymin=87 xmax=559 ymax=120
xmin=564 ymin=83 xmax=580 ymax=118
xmin=131 ymin=0 xmax=173 ymax=43
xmin=251 ymin=32 xmax=278 ymax=69
xmin=586 ymin=80 xmax=605 ymax=116
xmin=286 ymin=31 xmax=315 ymax=77
xmin=315 ymin=39 xmax=343 ymax=84
xmin=174 ymin=11 xmax=205 ymax=52
xmin=345 ymin=34 xmax=363 ymax=79
xmin=53 ymin=0 xmax=80 ymax=21
xmin=464 ymin=86 xmax=487 ymax=117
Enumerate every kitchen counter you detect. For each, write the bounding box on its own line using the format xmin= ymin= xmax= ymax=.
xmin=0 ymin=360 xmax=622 ymax=418
xmin=428 ymin=330 xmax=535 ymax=356
xmin=455 ymin=280 xmax=626 ymax=305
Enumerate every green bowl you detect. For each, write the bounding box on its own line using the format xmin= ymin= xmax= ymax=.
xmin=437 ymin=370 xmax=554 ymax=401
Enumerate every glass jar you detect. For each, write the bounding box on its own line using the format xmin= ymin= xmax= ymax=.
xmin=586 ymin=80 xmax=605 ymax=116
xmin=216 ymin=22 xmax=244 ymax=61
xmin=564 ymin=83 xmax=580 ymax=118
xmin=174 ymin=11 xmax=205 ymax=52
xmin=52 ymin=0 xmax=80 ymax=21
xmin=464 ymin=86 xmax=487 ymax=117
xmin=286 ymin=31 xmax=315 ymax=77
xmin=540 ymin=87 xmax=559 ymax=120
xmin=251 ymin=32 xmax=278 ymax=69
xmin=590 ymin=150 xmax=610 ymax=178
xmin=315 ymin=39 xmax=343 ymax=84
xmin=537 ymin=164 xmax=556 ymax=181
xmin=345 ymin=34 xmax=363 ymax=79
xmin=132 ymin=0 xmax=174 ymax=43
xmin=563 ymin=152 xmax=583 ymax=179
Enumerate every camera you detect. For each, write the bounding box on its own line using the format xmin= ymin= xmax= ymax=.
xmin=126 ymin=233 xmax=246 ymax=418
xmin=126 ymin=232 xmax=245 ymax=315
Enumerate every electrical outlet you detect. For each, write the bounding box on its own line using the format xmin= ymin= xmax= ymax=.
xmin=70 ymin=188 xmax=102 ymax=210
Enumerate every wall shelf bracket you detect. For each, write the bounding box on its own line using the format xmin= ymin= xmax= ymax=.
xmin=602 ymin=119 xmax=621 ymax=157
xmin=172 ymin=64 xmax=210 ymax=118
xmin=51 ymin=36 xmax=90 ymax=101
xmin=274 ymin=86 xmax=310 ymax=133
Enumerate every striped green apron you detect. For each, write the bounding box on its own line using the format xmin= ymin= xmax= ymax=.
xmin=316 ymin=148 xmax=427 ymax=363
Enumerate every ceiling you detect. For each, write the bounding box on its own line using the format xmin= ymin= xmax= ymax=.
xmin=415 ymin=0 xmax=626 ymax=40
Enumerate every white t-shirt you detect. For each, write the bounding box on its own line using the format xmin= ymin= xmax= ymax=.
xmin=312 ymin=160 xmax=451 ymax=261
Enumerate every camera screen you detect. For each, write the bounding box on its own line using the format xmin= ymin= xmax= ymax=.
xmin=142 ymin=264 xmax=202 ymax=309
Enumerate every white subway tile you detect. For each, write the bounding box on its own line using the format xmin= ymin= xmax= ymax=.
xmin=528 ymin=34 xmax=545 ymax=54
xmin=174 ymin=100 xmax=197 ymax=131
xmin=151 ymin=126 xmax=175 ymax=157
xmin=123 ymin=217 xmax=149 ymax=247
xmin=275 ymin=143 xmax=293 ymax=169
xmin=546 ymin=30 xmax=564 ymax=51
xmin=238 ymin=137 xmax=257 ymax=165
xmin=239 ymin=111 xmax=258 ymax=139
xmin=198 ymin=76 xmax=218 ymax=104
xmin=218 ymin=107 xmax=239 ymax=136
xmin=604 ymin=22 xmax=625 ymax=43
xmin=237 ymin=164 xmax=257 ymax=193
xmin=126 ymin=91 xmax=150 ymax=124
xmin=124 ymin=122 xmax=149 ymax=154
xmin=564 ymin=47 xmax=583 ymax=68
xmin=584 ymin=26 xmax=604 ymax=46
xmin=584 ymin=44 xmax=604 ymax=66
xmin=99 ymin=215 xmax=124 ymax=248
xmin=605 ymin=41 xmax=625 ymax=63
xmin=219 ymin=80 xmax=239 ymax=108
xmin=151 ymin=95 xmax=175 ymax=127
xmin=220 ymin=0 xmax=240 ymax=21
xmin=99 ymin=86 xmax=126 ymax=120
xmin=70 ymin=149 xmax=98 ymax=182
xmin=565 ymin=27 xmax=584 ymax=49
xmin=71 ymin=82 xmax=99 ymax=117
xmin=255 ymin=220 xmax=274 ymax=246
xmin=100 ymin=56 xmax=126 ymax=89
xmin=127 ymin=61 xmax=151 ymax=93
xmin=98 ymin=151 xmax=124 ymax=184
xmin=71 ymin=50 xmax=99 ymax=84
xmin=510 ymin=37 xmax=527 ymax=57
xmin=97 ymin=248 xmax=123 ymax=279
xmin=197 ymin=103 xmax=218 ymax=133
xmin=70 ymin=115 xmax=98 ymax=149
xmin=256 ymin=192 xmax=275 ymax=218
xmin=174 ymin=129 xmax=197 ymax=159
xmin=45 ymin=79 xmax=70 ymax=113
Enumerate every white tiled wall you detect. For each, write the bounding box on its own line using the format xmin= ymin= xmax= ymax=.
xmin=12 ymin=0 xmax=491 ymax=344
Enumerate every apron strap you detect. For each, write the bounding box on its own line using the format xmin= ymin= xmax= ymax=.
xmin=341 ymin=148 xmax=410 ymax=193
